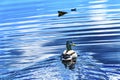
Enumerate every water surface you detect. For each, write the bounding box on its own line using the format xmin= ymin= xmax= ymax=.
xmin=0 ymin=0 xmax=120 ymax=80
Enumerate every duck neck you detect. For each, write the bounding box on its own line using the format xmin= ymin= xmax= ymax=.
xmin=66 ymin=43 xmax=72 ymax=51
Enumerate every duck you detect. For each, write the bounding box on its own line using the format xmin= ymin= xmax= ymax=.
xmin=71 ymin=8 xmax=76 ymax=11
xmin=58 ymin=11 xmax=67 ymax=17
xmin=61 ymin=41 xmax=77 ymax=61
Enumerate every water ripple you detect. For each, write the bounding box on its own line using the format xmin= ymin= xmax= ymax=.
xmin=0 ymin=0 xmax=120 ymax=80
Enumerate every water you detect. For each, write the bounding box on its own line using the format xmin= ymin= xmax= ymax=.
xmin=0 ymin=0 xmax=120 ymax=80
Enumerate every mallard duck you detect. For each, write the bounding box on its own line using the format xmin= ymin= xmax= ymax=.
xmin=71 ymin=8 xmax=76 ymax=11
xmin=61 ymin=41 xmax=77 ymax=61
xmin=58 ymin=11 xmax=67 ymax=17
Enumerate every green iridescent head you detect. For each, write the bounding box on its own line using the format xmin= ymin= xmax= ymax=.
xmin=66 ymin=41 xmax=76 ymax=51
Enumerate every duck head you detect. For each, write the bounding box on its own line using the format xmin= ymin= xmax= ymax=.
xmin=66 ymin=41 xmax=76 ymax=51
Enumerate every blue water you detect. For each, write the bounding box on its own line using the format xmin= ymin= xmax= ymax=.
xmin=0 ymin=0 xmax=120 ymax=80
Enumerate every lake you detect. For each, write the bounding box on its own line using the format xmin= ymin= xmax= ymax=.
xmin=0 ymin=0 xmax=120 ymax=80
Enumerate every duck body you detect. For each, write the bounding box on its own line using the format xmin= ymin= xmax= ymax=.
xmin=61 ymin=50 xmax=77 ymax=61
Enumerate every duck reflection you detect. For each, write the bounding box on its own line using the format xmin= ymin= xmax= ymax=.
xmin=61 ymin=58 xmax=77 ymax=70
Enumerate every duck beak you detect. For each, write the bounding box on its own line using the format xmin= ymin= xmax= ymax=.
xmin=72 ymin=43 xmax=76 ymax=46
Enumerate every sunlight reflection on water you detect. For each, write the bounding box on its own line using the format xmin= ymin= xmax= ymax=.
xmin=0 ymin=0 xmax=120 ymax=80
